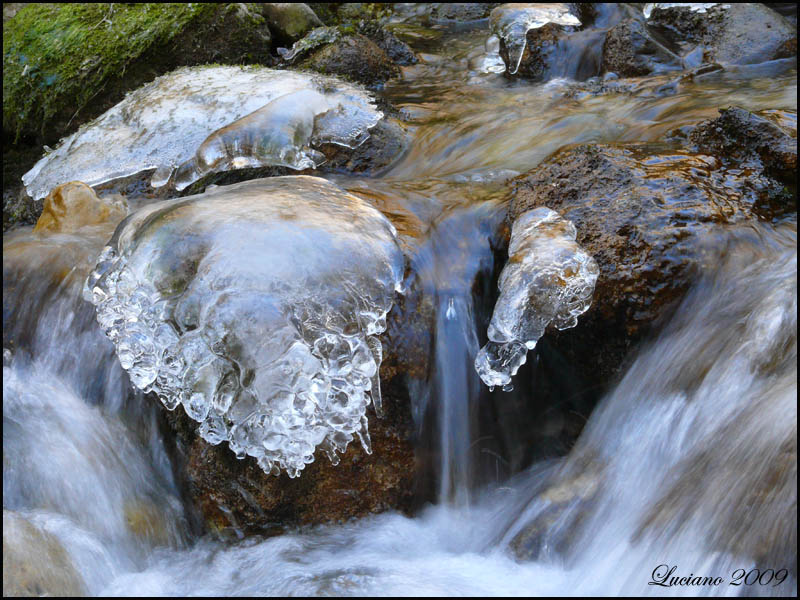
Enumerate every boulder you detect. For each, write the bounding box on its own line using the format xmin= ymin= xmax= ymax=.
xmin=21 ymin=66 xmax=391 ymax=202
xmin=300 ymin=33 xmax=400 ymax=86
xmin=260 ymin=3 xmax=322 ymax=47
xmin=601 ymin=18 xmax=681 ymax=77
xmin=646 ymin=3 xmax=796 ymax=66
xmin=490 ymin=3 xmax=582 ymax=79
xmin=83 ymin=176 xmax=420 ymax=532
xmin=430 ymin=4 xmax=496 ymax=23
xmin=690 ymin=106 xmax=797 ymax=183
xmin=33 ymin=181 xmax=126 ymax=234
xmin=509 ymin=138 xmax=791 ymax=387
xmin=3 ymin=511 xmax=85 ymax=597
xmin=3 ymin=4 xmax=275 ymax=145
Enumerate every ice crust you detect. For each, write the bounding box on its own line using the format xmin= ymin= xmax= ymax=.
xmin=22 ymin=66 xmax=383 ymax=200
xmin=643 ymin=3 xmax=722 ymax=19
xmin=475 ymin=208 xmax=598 ymax=388
xmin=83 ymin=176 xmax=405 ymax=477
xmin=489 ymin=4 xmax=581 ymax=75
xmin=277 ymin=27 xmax=342 ymax=63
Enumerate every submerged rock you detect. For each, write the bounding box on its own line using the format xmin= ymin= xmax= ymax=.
xmin=475 ymin=208 xmax=598 ymax=389
xmin=22 ymin=66 xmax=386 ymax=201
xmin=489 ymin=3 xmax=581 ymax=77
xmin=509 ymin=137 xmax=791 ymax=390
xmin=85 ymin=176 xmax=405 ymax=478
xmin=3 ymin=510 xmax=85 ymax=597
xmin=3 ymin=3 xmax=275 ymax=144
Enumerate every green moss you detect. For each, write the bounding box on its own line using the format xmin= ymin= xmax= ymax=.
xmin=3 ymin=3 xmax=227 ymax=142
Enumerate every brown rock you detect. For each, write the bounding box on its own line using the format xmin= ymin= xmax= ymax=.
xmin=34 ymin=181 xmax=127 ymax=234
xmin=3 ymin=510 xmax=86 ymax=597
xmin=509 ymin=141 xmax=784 ymax=387
xmin=163 ymin=371 xmax=416 ymax=536
xmin=301 ymin=33 xmax=400 ymax=86
xmin=690 ymin=106 xmax=798 ymax=184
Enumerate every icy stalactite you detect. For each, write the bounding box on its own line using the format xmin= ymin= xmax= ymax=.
xmin=489 ymin=4 xmax=581 ymax=75
xmin=643 ymin=3 xmax=723 ymax=19
xmin=475 ymin=208 xmax=598 ymax=389
xmin=84 ymin=176 xmax=404 ymax=477
xmin=22 ymin=66 xmax=383 ymax=200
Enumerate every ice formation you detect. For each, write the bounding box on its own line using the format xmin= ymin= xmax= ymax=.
xmin=277 ymin=26 xmax=342 ymax=63
xmin=475 ymin=208 xmax=598 ymax=389
xmin=83 ymin=176 xmax=405 ymax=477
xmin=489 ymin=4 xmax=581 ymax=75
xmin=643 ymin=3 xmax=722 ymax=19
xmin=22 ymin=66 xmax=383 ymax=200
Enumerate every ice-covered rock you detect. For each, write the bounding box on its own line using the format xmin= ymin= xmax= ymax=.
xmin=83 ymin=176 xmax=405 ymax=477
xmin=475 ymin=208 xmax=598 ymax=388
xmin=642 ymin=3 xmax=722 ymax=20
xmin=22 ymin=66 xmax=383 ymax=200
xmin=489 ymin=4 xmax=581 ymax=75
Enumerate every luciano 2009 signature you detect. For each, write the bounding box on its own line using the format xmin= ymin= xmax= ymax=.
xmin=649 ymin=565 xmax=790 ymax=588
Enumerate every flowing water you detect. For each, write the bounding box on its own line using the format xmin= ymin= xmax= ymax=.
xmin=3 ymin=7 xmax=797 ymax=597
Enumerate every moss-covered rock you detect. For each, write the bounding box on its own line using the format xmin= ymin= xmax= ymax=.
xmin=3 ymin=3 xmax=274 ymax=145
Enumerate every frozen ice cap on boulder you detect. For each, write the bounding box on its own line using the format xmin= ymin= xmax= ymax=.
xmin=475 ymin=207 xmax=598 ymax=389
xmin=23 ymin=66 xmax=383 ymax=200
xmin=643 ymin=3 xmax=723 ymax=20
xmin=489 ymin=3 xmax=581 ymax=75
xmin=84 ymin=176 xmax=405 ymax=477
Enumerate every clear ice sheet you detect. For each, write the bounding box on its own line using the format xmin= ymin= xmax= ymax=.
xmin=475 ymin=208 xmax=598 ymax=388
xmin=22 ymin=66 xmax=383 ymax=200
xmin=489 ymin=4 xmax=581 ymax=75
xmin=83 ymin=176 xmax=405 ymax=477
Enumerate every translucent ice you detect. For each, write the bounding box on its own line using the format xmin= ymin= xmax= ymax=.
xmin=643 ymin=3 xmax=722 ymax=19
xmin=23 ymin=66 xmax=383 ymax=200
xmin=489 ymin=4 xmax=581 ymax=75
xmin=84 ymin=176 xmax=405 ymax=477
xmin=475 ymin=208 xmax=598 ymax=388
xmin=277 ymin=26 xmax=342 ymax=63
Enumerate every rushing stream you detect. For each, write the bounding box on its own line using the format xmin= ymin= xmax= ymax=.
xmin=3 ymin=4 xmax=797 ymax=597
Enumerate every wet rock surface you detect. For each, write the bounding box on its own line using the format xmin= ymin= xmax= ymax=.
xmin=601 ymin=18 xmax=681 ymax=77
xmin=509 ymin=134 xmax=793 ymax=388
xmin=162 ymin=368 xmax=416 ymax=536
xmin=33 ymin=182 xmax=127 ymax=234
xmin=646 ymin=3 xmax=796 ymax=66
xmin=300 ymin=33 xmax=400 ymax=86
xmin=490 ymin=3 xmax=582 ymax=78
xmin=690 ymin=106 xmax=798 ymax=183
xmin=429 ymin=4 xmax=496 ymax=23
xmin=3 ymin=510 xmax=86 ymax=597
xmin=260 ymin=3 xmax=323 ymax=47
